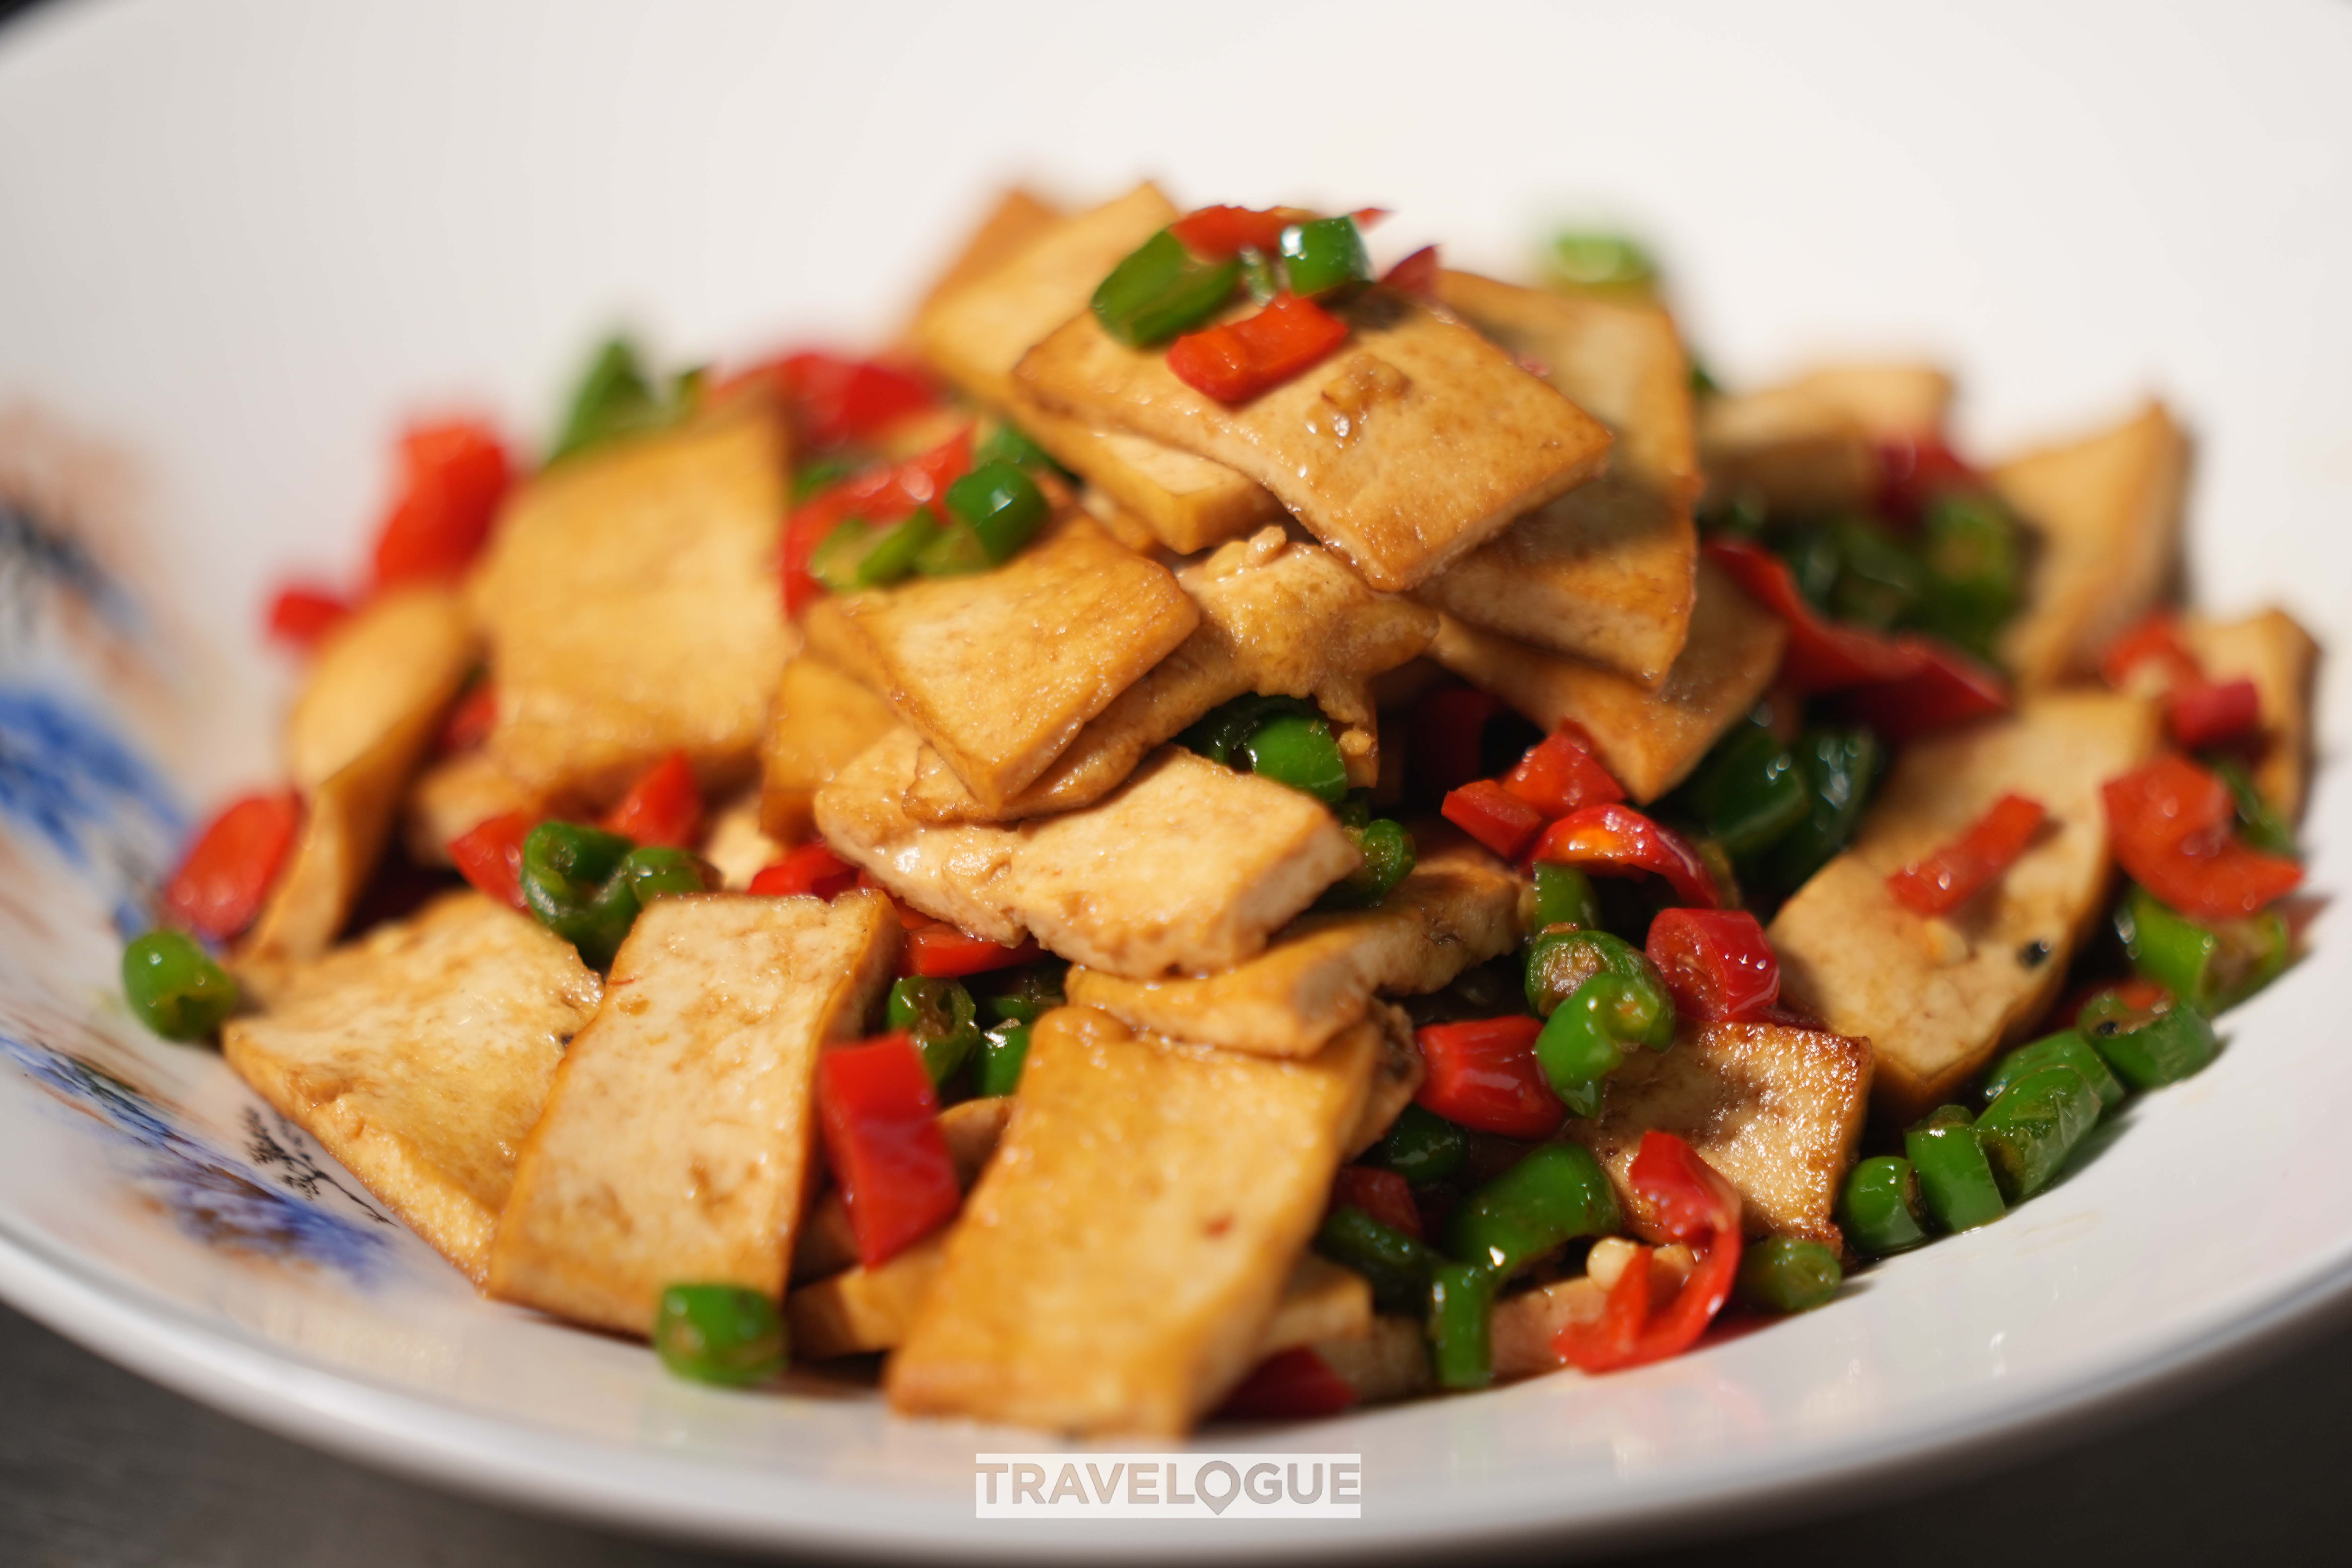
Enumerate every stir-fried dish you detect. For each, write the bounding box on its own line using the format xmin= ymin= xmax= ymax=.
xmin=120 ymin=185 xmax=2317 ymax=1435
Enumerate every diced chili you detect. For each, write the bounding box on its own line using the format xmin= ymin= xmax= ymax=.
xmin=1414 ymin=1016 xmax=1564 ymax=1140
xmin=1500 ymin=729 xmax=1625 ymax=817
xmin=1555 ymin=1132 xmax=1742 ymax=1372
xmin=749 ymin=843 xmax=858 ymax=900
xmin=1380 ymin=244 xmax=1441 ymax=301
xmin=370 ymin=419 xmax=512 ymax=590
xmin=906 ymin=924 xmax=1043 ymax=980
xmin=1873 ymin=433 xmax=1978 ymax=524
xmin=2165 ymin=677 xmax=2261 ymax=750
xmin=161 ymin=791 xmax=302 ymax=941
xmin=1833 ymin=643 xmax=2010 ymax=745
xmin=1645 ymin=908 xmax=1779 ymax=1023
xmin=1527 ymin=804 xmax=1720 ymax=909
xmin=816 ymin=1033 xmax=961 ymax=1268
xmin=2102 ymin=754 xmax=2302 ymax=922
xmin=436 ymin=681 xmax=496 ymax=754
xmin=1330 ymin=1164 xmax=1423 ymax=1240
xmin=1215 ymin=1347 xmax=1360 ymax=1421
xmin=772 ymin=352 xmax=935 ymax=450
xmin=1169 ymin=205 xmax=1307 ymax=260
xmin=1167 ymin=293 xmax=1351 ymax=404
xmin=265 ymin=585 xmax=352 ymax=651
xmin=448 ymin=810 xmax=534 ymax=911
xmin=782 ymin=426 xmax=973 ymax=617
xmin=599 ymin=750 xmax=701 ymax=849
xmin=2100 ymin=611 xmax=2201 ymax=692
xmin=1440 ymin=779 xmax=1545 ymax=860
xmin=1886 ymin=793 xmax=2047 ymax=918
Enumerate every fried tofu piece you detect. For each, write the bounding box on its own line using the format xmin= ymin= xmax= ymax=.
xmin=1016 ymin=293 xmax=1615 ymax=591
xmin=468 ymin=401 xmax=793 ymax=805
xmin=1566 ymin=1020 xmax=1873 ymax=1247
xmin=817 ymin=733 xmax=1360 ymax=977
xmin=402 ymin=750 xmax=549 ymax=867
xmin=1430 ymin=556 xmax=1788 ymax=801
xmin=1259 ymin=1254 xmax=1373 ymax=1354
xmin=700 ymin=790 xmax=784 ymax=889
xmin=885 ymin=1006 xmax=1377 ymax=1435
xmin=244 ymin=587 xmax=476 ymax=961
xmin=1771 ymin=691 xmax=2161 ymax=1125
xmin=222 ymin=894 xmax=600 ymax=1281
xmin=1491 ymin=1276 xmax=1607 ymax=1381
xmin=2184 ymin=608 xmax=2320 ymax=821
xmin=898 ymin=528 xmax=1435 ymax=822
xmin=1343 ymin=1003 xmax=1428 ymax=1158
xmin=756 ymin=653 xmax=901 ymax=843
xmin=1066 ymin=825 xmax=1518 ymax=1056
xmin=1994 ymin=400 xmax=2188 ymax=686
xmin=1416 ymin=272 xmax=1700 ymax=686
xmin=905 ymin=185 xmax=1064 ymax=327
xmin=800 ymin=516 xmax=1198 ymax=811
xmin=1699 ymin=362 xmax=1953 ymax=514
xmin=1311 ymin=1316 xmax=1429 ymax=1406
xmin=484 ymin=893 xmax=899 ymax=1335
xmin=913 ymin=182 xmax=1281 ymax=553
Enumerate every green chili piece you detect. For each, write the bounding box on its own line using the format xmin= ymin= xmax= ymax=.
xmin=1735 ymin=1237 xmax=1844 ymax=1314
xmin=943 ymin=460 xmax=1049 ymax=565
xmin=653 ymin=1284 xmax=788 ymax=1386
xmin=552 ymin=336 xmax=667 ymax=462
xmin=888 ymin=976 xmax=982 ymax=1090
xmin=2116 ymin=883 xmax=2287 ymax=1014
xmin=1524 ymin=926 xmax=1648 ymax=1019
xmin=1975 ymin=1063 xmax=2102 ymax=1202
xmin=1915 ymin=494 xmax=2021 ymax=663
xmin=1235 ymin=712 xmax=1350 ymax=804
xmin=1238 ymin=248 xmax=1281 ymax=304
xmin=2078 ymin=989 xmax=2219 ymax=1091
xmin=1827 ymin=517 xmax=1929 ymax=632
xmin=1425 ymin=1261 xmax=1497 ymax=1391
xmin=1531 ymin=863 xmax=1602 ymax=931
xmin=1090 ymin=230 xmax=1242 ymax=347
xmin=1315 ymin=1206 xmax=1439 ymax=1314
xmin=912 ymin=516 xmax=991 ymax=578
xmin=1371 ymin=1103 xmax=1471 ymax=1188
xmin=1783 ymin=527 xmax=1844 ymax=612
xmin=1319 ymin=816 xmax=1417 ymax=911
xmin=621 ymin=846 xmax=719 ymax=905
xmin=1547 ymin=232 xmax=1657 ymax=290
xmin=2211 ymin=755 xmax=2298 ymax=859
xmin=1441 ymin=1141 xmax=1620 ymax=1277
xmin=1757 ymin=728 xmax=1882 ymax=896
xmin=974 ymin=1019 xmax=1032 ymax=1098
xmin=1903 ymin=1105 xmax=2005 ymax=1234
xmin=520 ymin=821 xmax=642 ymax=968
xmin=1838 ymin=1155 xmax=1929 ymax=1256
xmin=1982 ymin=1029 xmax=2126 ymax=1113
xmin=1178 ymin=693 xmax=1317 ymax=767
xmin=973 ymin=422 xmax=1074 ymax=481
xmin=1279 ymin=216 xmax=1372 ymax=299
xmin=1681 ymin=724 xmax=1809 ymax=859
xmin=121 ymin=929 xmax=240 ymax=1041
xmin=809 ymin=508 xmax=936 ymax=593
xmin=977 ymin=961 xmax=1066 ymax=1025
xmin=1535 ymin=968 xmax=1674 ymax=1116
xmin=792 ymin=455 xmax=863 ymax=505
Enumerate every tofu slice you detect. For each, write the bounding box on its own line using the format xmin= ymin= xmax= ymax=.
xmin=1699 ymin=362 xmax=1954 ymax=514
xmin=904 ymin=185 xmax=1064 ymax=327
xmin=1429 ymin=556 xmax=1788 ymax=801
xmin=912 ymin=182 xmax=1281 ymax=553
xmin=800 ymin=515 xmax=1199 ymax=811
xmin=468 ymin=400 xmax=793 ymax=805
xmin=2183 ymin=608 xmax=2320 ymax=821
xmin=756 ymin=652 xmax=902 ymax=843
xmin=1314 ymin=1316 xmax=1431 ymax=1405
xmin=816 ymin=732 xmax=1360 ymax=978
xmin=896 ymin=528 xmax=1436 ymax=823
xmin=1770 ymin=691 xmax=2161 ymax=1125
xmin=484 ymin=892 xmax=899 ymax=1335
xmin=402 ymin=750 xmax=549 ymax=867
xmin=1565 ymin=1019 xmax=1873 ymax=1247
xmin=885 ymin=1006 xmax=1377 ymax=1435
xmin=700 ymin=790 xmax=785 ymax=889
xmin=1016 ymin=293 xmax=1615 ymax=591
xmin=243 ymin=587 xmax=476 ymax=962
xmin=1994 ymin=400 xmax=2187 ymax=686
xmin=222 ymin=893 xmax=601 ymax=1281
xmin=1416 ymin=271 xmax=1700 ymax=686
xmin=1343 ymin=1002 xmax=1428 ymax=1158
xmin=1065 ymin=825 xmax=1519 ymax=1057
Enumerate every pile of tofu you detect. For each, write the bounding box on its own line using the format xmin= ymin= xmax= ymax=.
xmin=215 ymin=184 xmax=2317 ymax=1437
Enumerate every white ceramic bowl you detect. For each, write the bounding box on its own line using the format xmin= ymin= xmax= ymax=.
xmin=0 ymin=0 xmax=2345 ymax=1558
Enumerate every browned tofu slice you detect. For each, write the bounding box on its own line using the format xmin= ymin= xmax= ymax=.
xmin=800 ymin=515 xmax=1198 ymax=811
xmin=1566 ymin=1020 xmax=1872 ymax=1246
xmin=817 ymin=732 xmax=1360 ymax=977
xmin=885 ymin=1006 xmax=1376 ymax=1435
xmin=1344 ymin=1003 xmax=1428 ymax=1159
xmin=402 ymin=750 xmax=549 ymax=867
xmin=897 ymin=528 xmax=1435 ymax=823
xmin=468 ymin=400 xmax=793 ymax=805
xmin=484 ymin=892 xmax=898 ymax=1335
xmin=1016 ymin=293 xmax=1615 ymax=591
xmin=222 ymin=894 xmax=601 ymax=1281
xmin=905 ymin=185 xmax=1064 ymax=327
xmin=700 ymin=790 xmax=785 ymax=889
xmin=2184 ymin=608 xmax=2320 ymax=821
xmin=1065 ymin=825 xmax=1519 ymax=1056
xmin=1699 ymin=362 xmax=1953 ymax=514
xmin=1312 ymin=1316 xmax=1429 ymax=1405
xmin=1771 ymin=691 xmax=2160 ymax=1125
xmin=912 ymin=182 xmax=1281 ymax=553
xmin=1994 ymin=401 xmax=2187 ymax=687
xmin=1429 ymin=556 xmax=1788 ymax=801
xmin=1416 ymin=271 xmax=1700 ymax=686
xmin=756 ymin=653 xmax=901 ymax=843
xmin=244 ymin=587 xmax=476 ymax=961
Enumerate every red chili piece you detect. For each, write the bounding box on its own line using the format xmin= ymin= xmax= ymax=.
xmin=436 ymin=682 xmax=497 ymax=755
xmin=1885 ymin=793 xmax=2048 ymax=918
xmin=265 ymin=585 xmax=353 ymax=651
xmin=1440 ymin=779 xmax=1546 ymax=860
xmin=1501 ymin=729 xmax=1625 ymax=818
xmin=1215 ymin=1347 xmax=1360 ymax=1421
xmin=2165 ymin=677 xmax=2261 ymax=750
xmin=599 ymin=750 xmax=701 ymax=849
xmin=2102 ymin=755 xmax=2302 ymax=922
xmin=1330 ymin=1165 xmax=1423 ymax=1240
xmin=748 ymin=843 xmax=858 ymax=900
xmin=1414 ymin=1016 xmax=1564 ymax=1140
xmin=817 ymin=1032 xmax=961 ymax=1269
xmin=906 ymin=924 xmax=1043 ymax=980
xmin=782 ymin=426 xmax=973 ymax=616
xmin=1527 ymin=804 xmax=1721 ymax=909
xmin=1873 ymin=433 xmax=1978 ymax=524
xmin=1168 ymin=205 xmax=1301 ymax=259
xmin=1555 ymin=1131 xmax=1743 ymax=1372
xmin=370 ymin=420 xmax=511 ymax=591
xmin=1380 ymin=245 xmax=1441 ymax=301
xmin=1833 ymin=644 xmax=2010 ymax=746
xmin=1410 ymin=685 xmax=1500 ymax=798
xmin=161 ymin=791 xmax=302 ymax=940
xmin=1167 ymin=294 xmax=1351 ymax=404
xmin=2099 ymin=612 xmax=2201 ymax=692
xmin=1645 ymin=908 xmax=1780 ymax=1023
xmin=447 ymin=810 xmax=534 ymax=911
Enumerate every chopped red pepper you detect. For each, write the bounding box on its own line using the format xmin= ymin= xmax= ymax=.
xmin=782 ymin=426 xmax=973 ymax=616
xmin=1886 ymin=793 xmax=2048 ymax=918
xmin=436 ymin=681 xmax=497 ymax=754
xmin=1833 ymin=643 xmax=2011 ymax=745
xmin=817 ymin=1033 xmax=961 ymax=1269
xmin=265 ymin=585 xmax=352 ymax=651
xmin=447 ymin=810 xmax=534 ymax=911
xmin=1873 ymin=433 xmax=1978 ymax=524
xmin=161 ymin=791 xmax=302 ymax=941
xmin=370 ymin=420 xmax=511 ymax=590
xmin=1380 ymin=245 xmax=1441 ymax=301
xmin=749 ymin=843 xmax=858 ymax=900
xmin=1645 ymin=908 xmax=1779 ymax=1023
xmin=2165 ymin=677 xmax=2261 ymax=750
xmin=2102 ymin=754 xmax=2303 ymax=922
xmin=1555 ymin=1132 xmax=1742 ymax=1372
xmin=1215 ymin=1347 xmax=1361 ymax=1421
xmin=1411 ymin=685 xmax=1501 ymax=798
xmin=1168 ymin=205 xmax=1309 ymax=259
xmin=906 ymin=924 xmax=1043 ymax=980
xmin=1330 ymin=1165 xmax=1423 ymax=1240
xmin=1527 ymin=804 xmax=1721 ymax=909
xmin=1167 ymin=293 xmax=1351 ymax=404
xmin=713 ymin=351 xmax=935 ymax=451
xmin=1501 ymin=729 xmax=1625 ymax=818
xmin=1414 ymin=1016 xmax=1563 ymax=1139
xmin=1440 ymin=779 xmax=1546 ymax=860
xmin=2100 ymin=612 xmax=2201 ymax=692
xmin=599 ymin=750 xmax=701 ymax=849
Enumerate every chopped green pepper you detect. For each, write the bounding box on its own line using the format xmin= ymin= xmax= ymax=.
xmin=1425 ymin=1261 xmax=1497 ymax=1391
xmin=1521 ymin=930 xmax=1673 ymax=1114
xmin=973 ymin=421 xmax=1074 ymax=481
xmin=1915 ymin=493 xmax=2022 ymax=664
xmin=1975 ymin=1063 xmax=2102 ymax=1201
xmin=1735 ymin=1237 xmax=1843 ymax=1314
xmin=519 ymin=821 xmax=642 ymax=968
xmin=1547 ymin=231 xmax=1658 ymax=290
xmin=1279 ymin=216 xmax=1372 ymax=299
xmin=1531 ymin=863 xmax=1602 ymax=931
xmin=1238 ymin=712 xmax=1350 ymax=804
xmin=1319 ymin=816 xmax=1416 ymax=910
xmin=1315 ymin=1205 xmax=1439 ymax=1314
xmin=552 ymin=336 xmax=668 ymax=462
xmin=1370 ymin=1104 xmax=1471 ymax=1188
xmin=653 ymin=1284 xmax=787 ymax=1386
xmin=1090 ymin=230 xmax=1241 ymax=347
xmin=1441 ymin=1141 xmax=1620 ymax=1277
xmin=1904 ymin=1105 xmax=2006 ymax=1234
xmin=1982 ymin=1029 xmax=2126 ymax=1113
xmin=1838 ymin=1155 xmax=1930 ymax=1256
xmin=943 ymin=460 xmax=1049 ymax=565
xmin=121 ymin=929 xmax=240 ymax=1041
xmin=1756 ymin=728 xmax=1882 ymax=896
xmin=1680 ymin=723 xmax=1809 ymax=860
xmin=2116 ymin=883 xmax=2289 ymax=1015
xmin=620 ymin=845 xmax=719 ymax=904
xmin=974 ymin=1019 xmax=1032 ymax=1098
xmin=2210 ymin=755 xmax=2298 ymax=859
xmin=808 ymin=508 xmax=937 ymax=593
xmin=1179 ymin=693 xmax=1318 ymax=768
xmin=1826 ymin=517 xmax=1930 ymax=633
xmin=1525 ymin=926 xmax=1650 ymax=1018
xmin=975 ymin=961 xmax=1066 ymax=1025
xmin=888 ymin=976 xmax=982 ymax=1091
xmin=2078 ymin=987 xmax=2219 ymax=1091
